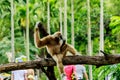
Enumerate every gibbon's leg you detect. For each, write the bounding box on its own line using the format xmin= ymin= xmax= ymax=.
xmin=52 ymin=54 xmax=64 ymax=74
xmin=61 ymin=44 xmax=76 ymax=57
xmin=60 ymin=44 xmax=67 ymax=57
xmin=66 ymin=44 xmax=76 ymax=56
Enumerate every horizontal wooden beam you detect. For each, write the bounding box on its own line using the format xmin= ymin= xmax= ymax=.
xmin=0 ymin=54 xmax=120 ymax=72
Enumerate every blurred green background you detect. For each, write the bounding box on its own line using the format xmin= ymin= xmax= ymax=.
xmin=1 ymin=0 xmax=120 ymax=79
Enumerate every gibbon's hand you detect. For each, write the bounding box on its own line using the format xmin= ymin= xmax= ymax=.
xmin=35 ymin=21 xmax=40 ymax=29
xmin=34 ymin=21 xmax=42 ymax=32
xmin=35 ymin=21 xmax=46 ymax=33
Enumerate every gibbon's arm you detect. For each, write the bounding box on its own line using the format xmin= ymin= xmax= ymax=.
xmin=34 ymin=26 xmax=50 ymax=48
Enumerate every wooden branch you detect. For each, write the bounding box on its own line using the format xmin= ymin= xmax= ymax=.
xmin=1 ymin=55 xmax=120 ymax=72
xmin=100 ymin=50 xmax=109 ymax=60
xmin=0 ymin=58 xmax=56 ymax=73
xmin=63 ymin=55 xmax=120 ymax=66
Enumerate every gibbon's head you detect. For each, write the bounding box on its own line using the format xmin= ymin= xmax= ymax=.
xmin=53 ymin=31 xmax=66 ymax=46
xmin=53 ymin=31 xmax=63 ymax=43
xmin=53 ymin=31 xmax=62 ymax=39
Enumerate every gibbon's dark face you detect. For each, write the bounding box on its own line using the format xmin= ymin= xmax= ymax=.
xmin=53 ymin=32 xmax=62 ymax=44
xmin=53 ymin=31 xmax=66 ymax=47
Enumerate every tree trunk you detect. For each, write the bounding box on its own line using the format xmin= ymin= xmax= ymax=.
xmin=99 ymin=1 xmax=104 ymax=79
xmin=47 ymin=0 xmax=50 ymax=34
xmin=59 ymin=1 xmax=62 ymax=34
xmin=71 ymin=0 xmax=74 ymax=47
xmin=10 ymin=0 xmax=15 ymax=62
xmin=87 ymin=0 xmax=92 ymax=79
xmin=64 ymin=0 xmax=67 ymax=41
xmin=1 ymin=54 xmax=120 ymax=72
xmin=26 ymin=0 xmax=30 ymax=61
xmin=99 ymin=0 xmax=104 ymax=55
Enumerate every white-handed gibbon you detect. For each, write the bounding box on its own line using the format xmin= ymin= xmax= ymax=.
xmin=34 ymin=22 xmax=77 ymax=75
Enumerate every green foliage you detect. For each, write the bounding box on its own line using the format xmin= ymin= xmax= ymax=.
xmin=108 ymin=16 xmax=120 ymax=53
xmin=109 ymin=16 xmax=120 ymax=34
xmin=112 ymin=64 xmax=120 ymax=80
xmin=1 ymin=0 xmax=120 ymax=79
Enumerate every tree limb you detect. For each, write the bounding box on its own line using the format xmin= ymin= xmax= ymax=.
xmin=0 ymin=55 xmax=120 ymax=72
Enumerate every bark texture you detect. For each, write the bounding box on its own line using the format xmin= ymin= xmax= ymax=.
xmin=1 ymin=55 xmax=120 ymax=72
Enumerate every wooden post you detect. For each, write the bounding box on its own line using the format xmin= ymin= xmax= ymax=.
xmin=47 ymin=0 xmax=50 ymax=34
xmin=99 ymin=0 xmax=104 ymax=55
xmin=71 ymin=0 xmax=74 ymax=47
xmin=64 ymin=0 xmax=67 ymax=41
xmin=11 ymin=0 xmax=15 ymax=62
xmin=26 ymin=0 xmax=30 ymax=61
xmin=59 ymin=1 xmax=62 ymax=34
xmin=87 ymin=0 xmax=93 ymax=79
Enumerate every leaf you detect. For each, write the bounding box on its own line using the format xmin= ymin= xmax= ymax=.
xmin=109 ymin=16 xmax=120 ymax=28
